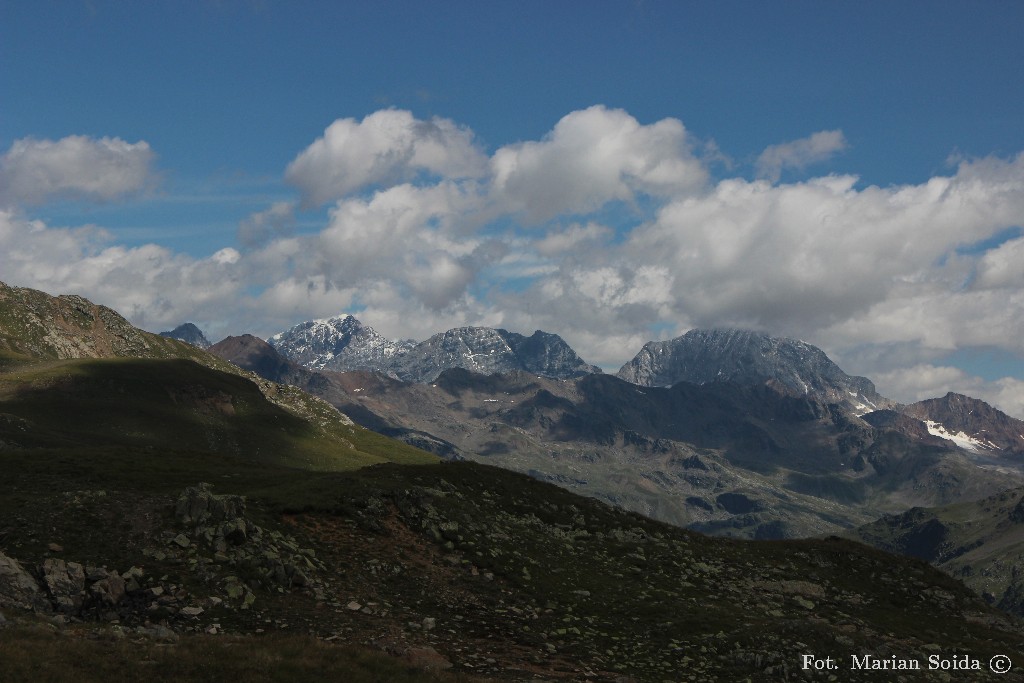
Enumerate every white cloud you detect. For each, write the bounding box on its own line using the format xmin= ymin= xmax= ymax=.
xmin=534 ymin=222 xmax=613 ymax=256
xmin=0 ymin=135 xmax=156 ymax=206
xmin=285 ymin=109 xmax=487 ymax=206
xmin=756 ymin=130 xmax=848 ymax=183
xmin=490 ymin=105 xmax=707 ymax=223
xmin=237 ymin=201 xmax=296 ymax=248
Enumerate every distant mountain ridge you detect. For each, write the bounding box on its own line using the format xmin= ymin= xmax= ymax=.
xmin=389 ymin=326 xmax=602 ymax=383
xmin=265 ymin=315 xmax=601 ymax=382
xmin=903 ymin=392 xmax=1024 ymax=456
xmin=159 ymin=322 xmax=211 ymax=349
xmin=616 ymin=328 xmax=895 ymax=415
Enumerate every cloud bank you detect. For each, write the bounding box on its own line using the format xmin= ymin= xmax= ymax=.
xmin=3 ymin=109 xmax=1024 ymax=417
xmin=0 ymin=135 xmax=156 ymax=206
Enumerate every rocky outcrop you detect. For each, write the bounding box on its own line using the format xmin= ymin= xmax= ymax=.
xmin=0 ymin=551 xmax=49 ymax=612
xmin=0 ymin=280 xmax=175 ymax=360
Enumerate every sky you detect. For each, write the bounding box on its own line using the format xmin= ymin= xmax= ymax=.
xmin=2 ymin=1 xmax=1024 ymax=417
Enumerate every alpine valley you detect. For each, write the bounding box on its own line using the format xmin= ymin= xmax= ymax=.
xmin=3 ymin=279 xmax=1024 ymax=682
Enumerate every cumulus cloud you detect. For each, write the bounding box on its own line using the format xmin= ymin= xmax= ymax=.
xmin=755 ymin=130 xmax=848 ymax=183
xmin=237 ymin=201 xmax=296 ymax=249
xmin=0 ymin=135 xmax=156 ymax=206
xmin=285 ymin=109 xmax=487 ymax=206
xmin=0 ymin=208 xmax=242 ymax=336
xmin=490 ymin=105 xmax=707 ymax=223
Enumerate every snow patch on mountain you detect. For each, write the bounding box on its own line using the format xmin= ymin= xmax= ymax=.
xmin=924 ymin=420 xmax=1001 ymax=453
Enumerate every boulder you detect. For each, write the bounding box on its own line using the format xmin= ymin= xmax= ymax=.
xmin=175 ymin=483 xmax=245 ymax=526
xmin=90 ymin=574 xmax=127 ymax=606
xmin=41 ymin=558 xmax=85 ymax=612
xmin=0 ymin=551 xmax=49 ymax=612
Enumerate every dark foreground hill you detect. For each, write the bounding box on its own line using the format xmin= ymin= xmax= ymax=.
xmin=3 ymin=452 xmax=1023 ymax=682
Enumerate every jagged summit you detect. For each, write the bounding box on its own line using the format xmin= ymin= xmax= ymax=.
xmin=267 ymin=315 xmax=413 ymax=372
xmin=616 ymin=328 xmax=893 ymax=414
xmin=159 ymin=322 xmax=211 ymax=349
xmin=390 ymin=326 xmax=602 ymax=383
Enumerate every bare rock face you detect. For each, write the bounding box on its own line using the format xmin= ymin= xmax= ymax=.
xmin=0 ymin=551 xmax=50 ymax=612
xmin=617 ymin=329 xmax=893 ymax=415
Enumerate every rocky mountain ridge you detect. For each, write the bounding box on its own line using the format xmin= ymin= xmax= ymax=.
xmin=267 ymin=315 xmax=601 ymax=382
xmin=903 ymin=392 xmax=1024 ymax=456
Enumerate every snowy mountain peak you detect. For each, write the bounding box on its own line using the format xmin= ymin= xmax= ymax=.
xmin=267 ymin=314 xmax=413 ymax=372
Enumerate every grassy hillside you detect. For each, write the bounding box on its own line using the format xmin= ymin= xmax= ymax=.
xmin=0 ymin=355 xmax=435 ymax=471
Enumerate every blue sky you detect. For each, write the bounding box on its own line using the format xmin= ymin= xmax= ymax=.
xmin=2 ymin=1 xmax=1024 ymax=416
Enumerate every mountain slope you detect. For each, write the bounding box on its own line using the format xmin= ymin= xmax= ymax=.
xmin=617 ymin=329 xmax=894 ymax=415
xmin=4 ymin=281 xmax=1023 ymax=679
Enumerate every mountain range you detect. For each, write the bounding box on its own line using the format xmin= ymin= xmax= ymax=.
xmin=4 ymin=279 xmax=1024 ymax=680
xmin=268 ymin=316 xmax=601 ymax=382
